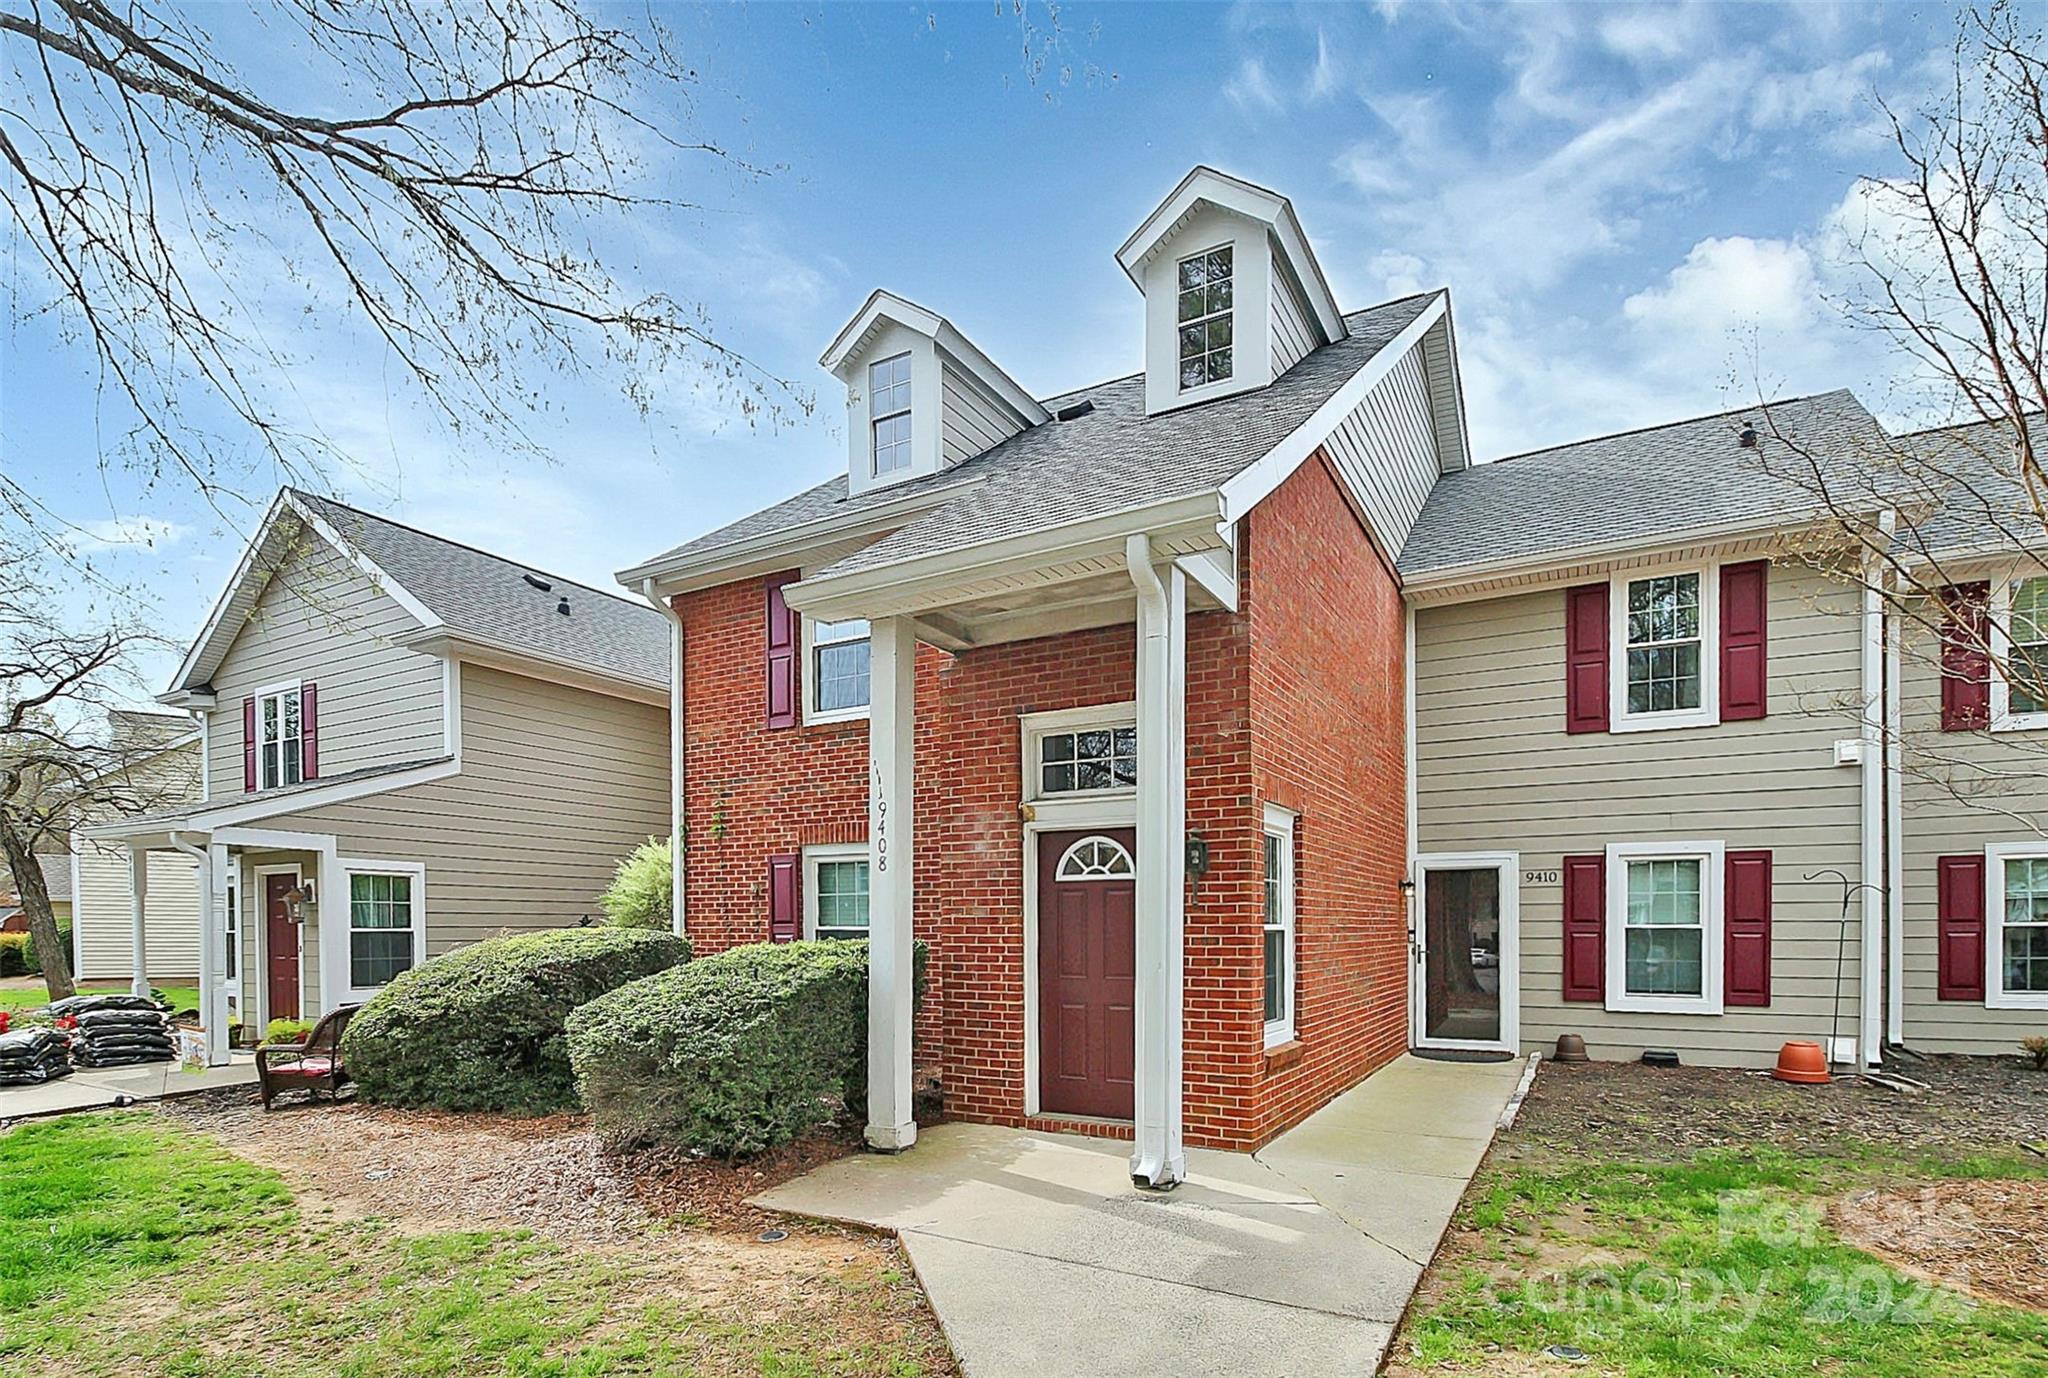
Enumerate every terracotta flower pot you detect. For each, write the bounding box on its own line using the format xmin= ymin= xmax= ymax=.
xmin=1553 ymin=1034 xmax=1589 ymax=1064
xmin=1773 ymin=1040 xmax=1831 ymax=1085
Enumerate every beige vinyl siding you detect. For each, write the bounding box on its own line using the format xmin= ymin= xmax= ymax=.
xmin=204 ymin=535 xmax=444 ymax=794
xmin=1271 ymin=265 xmax=1318 ymax=375
xmin=1321 ymin=343 xmax=1440 ymax=558
xmin=1897 ymin=578 xmax=2048 ymax=1053
xmin=1414 ymin=560 xmax=1869 ymax=1067
xmin=940 ymin=362 xmax=1027 ymax=467
xmin=251 ymin=663 xmax=668 ymax=1000
xmin=71 ymin=742 xmax=204 ymax=981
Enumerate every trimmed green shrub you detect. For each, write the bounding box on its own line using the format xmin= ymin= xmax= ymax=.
xmin=263 ymin=1018 xmax=315 ymax=1045
xmin=0 ymin=932 xmax=27 ymax=977
xmin=566 ymin=938 xmax=923 ymax=1156
xmin=20 ymin=917 xmax=68 ymax=977
xmin=343 ymin=927 xmax=689 ymax=1113
xmin=597 ymin=838 xmax=672 ymax=929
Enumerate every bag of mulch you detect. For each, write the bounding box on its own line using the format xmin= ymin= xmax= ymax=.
xmin=0 ymin=1061 xmax=69 ymax=1085
xmin=0 ymin=1027 xmax=62 ymax=1060
xmin=45 ymin=993 xmax=163 ymax=1018
xmin=72 ymin=1010 xmax=168 ymax=1033
xmin=78 ymin=1037 xmax=173 ymax=1057
xmin=76 ymin=1049 xmax=169 ymax=1068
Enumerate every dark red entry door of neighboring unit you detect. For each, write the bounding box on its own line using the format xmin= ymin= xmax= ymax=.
xmin=1037 ymin=828 xmax=1137 ymax=1120
xmin=265 ymin=873 xmax=300 ymax=1021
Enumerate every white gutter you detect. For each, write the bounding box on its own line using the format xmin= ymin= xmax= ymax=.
xmin=642 ymin=579 xmax=687 ymax=941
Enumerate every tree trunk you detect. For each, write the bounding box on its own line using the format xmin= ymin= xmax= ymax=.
xmin=0 ymin=816 xmax=75 ymax=1001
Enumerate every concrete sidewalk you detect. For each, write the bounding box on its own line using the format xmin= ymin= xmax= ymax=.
xmin=755 ymin=1053 xmax=1526 ymax=1378
xmin=0 ymin=1056 xmax=258 ymax=1122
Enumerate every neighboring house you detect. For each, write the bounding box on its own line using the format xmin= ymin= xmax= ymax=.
xmin=70 ymin=710 xmax=205 ymax=982
xmin=619 ymin=164 xmax=2048 ymax=1185
xmin=84 ymin=490 xmax=671 ymax=1061
xmin=1 ymin=854 xmax=75 ymax=932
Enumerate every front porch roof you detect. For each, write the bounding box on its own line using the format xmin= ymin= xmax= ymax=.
xmin=77 ymin=755 xmax=452 ymax=844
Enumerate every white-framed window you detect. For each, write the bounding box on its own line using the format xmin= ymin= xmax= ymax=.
xmin=1176 ymin=244 xmax=1234 ymax=391
xmin=255 ymin=681 xmax=304 ymax=789
xmin=1054 ymin=835 xmax=1134 ymax=880
xmin=1033 ymin=723 xmax=1137 ymax=797
xmin=803 ymin=843 xmax=870 ymax=940
xmin=1610 ymin=568 xmax=1720 ymax=732
xmin=1604 ymin=841 xmax=1725 ymax=1014
xmin=345 ymin=866 xmax=423 ymax=991
xmin=1991 ymin=574 xmax=2048 ymax=732
xmin=1988 ymin=844 xmax=2048 ymax=1009
xmin=869 ymin=352 xmax=913 ymax=476
xmin=805 ymin=617 xmax=871 ymax=721
xmin=1262 ymin=804 xmax=1298 ymax=1046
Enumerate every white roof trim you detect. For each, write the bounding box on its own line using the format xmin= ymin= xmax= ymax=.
xmin=165 ymin=489 xmax=441 ymax=694
xmin=818 ymin=288 xmax=1048 ymax=425
xmin=1218 ymin=293 xmax=1448 ymax=538
xmin=1115 ymin=166 xmax=1347 ymax=343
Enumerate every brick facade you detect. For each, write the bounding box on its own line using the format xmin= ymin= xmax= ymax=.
xmin=671 ymin=448 xmax=1408 ymax=1150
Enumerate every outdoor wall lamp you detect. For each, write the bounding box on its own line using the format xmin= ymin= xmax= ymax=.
xmin=283 ymin=879 xmax=315 ymax=921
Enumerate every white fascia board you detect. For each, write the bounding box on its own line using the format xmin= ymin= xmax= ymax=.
xmin=1399 ymin=508 xmax=1880 ymax=600
xmin=819 ymin=289 xmax=945 ymax=372
xmin=787 ymin=491 xmax=1227 ymax=624
xmin=1218 ymin=294 xmax=1446 ymax=531
xmin=397 ymin=627 xmax=668 ymax=705
xmin=281 ymin=491 xmax=443 ymax=632
xmin=1424 ymin=301 xmax=1474 ymax=472
xmin=614 ymin=475 xmax=989 ymax=593
xmin=1116 ymin=166 xmax=1345 ymax=342
xmin=165 ymin=489 xmax=292 ymax=694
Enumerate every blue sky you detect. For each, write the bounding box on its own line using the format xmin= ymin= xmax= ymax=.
xmin=3 ymin=1 xmax=1958 ymax=697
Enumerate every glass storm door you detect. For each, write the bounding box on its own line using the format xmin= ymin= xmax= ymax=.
xmin=1413 ymin=856 xmax=1518 ymax=1051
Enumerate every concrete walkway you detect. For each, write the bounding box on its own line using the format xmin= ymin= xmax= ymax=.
xmin=755 ymin=1053 xmax=1526 ymax=1378
xmin=0 ymin=1056 xmax=258 ymax=1122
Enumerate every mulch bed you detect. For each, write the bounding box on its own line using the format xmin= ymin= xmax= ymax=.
xmin=1497 ymin=1054 xmax=2048 ymax=1166
xmin=1835 ymin=1177 xmax=2048 ymax=1315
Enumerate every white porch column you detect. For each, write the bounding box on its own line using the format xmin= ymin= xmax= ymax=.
xmin=1127 ymin=535 xmax=1187 ymax=1190
xmin=207 ymin=841 xmax=233 ymax=1064
xmin=128 ymin=846 xmax=149 ymax=998
xmin=865 ymin=615 xmax=918 ymax=1152
xmin=169 ymin=833 xmax=226 ymax=1067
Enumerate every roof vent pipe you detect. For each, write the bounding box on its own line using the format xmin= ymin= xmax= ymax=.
xmin=557 ymin=598 xmax=571 ymax=616
xmin=1738 ymin=423 xmax=1759 ymax=449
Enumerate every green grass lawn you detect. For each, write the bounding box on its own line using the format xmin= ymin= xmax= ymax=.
xmin=1401 ymin=1146 xmax=2048 ymax=1377
xmin=0 ymin=982 xmax=202 ymax=1014
xmin=0 ymin=1113 xmax=949 ymax=1377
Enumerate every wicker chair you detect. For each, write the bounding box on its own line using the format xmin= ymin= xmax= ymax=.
xmin=256 ymin=1003 xmax=362 ymax=1110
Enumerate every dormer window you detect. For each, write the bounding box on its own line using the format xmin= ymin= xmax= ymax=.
xmin=869 ymin=353 xmax=913 ymax=476
xmin=1176 ymin=245 xmax=1234 ymax=390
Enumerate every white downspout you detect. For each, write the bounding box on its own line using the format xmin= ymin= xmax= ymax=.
xmin=1882 ymin=513 xmax=1905 ymax=1049
xmin=1127 ymin=533 xmax=1187 ymax=1191
xmin=642 ymin=578 xmax=687 ymax=940
xmin=1858 ymin=514 xmax=1893 ymax=1067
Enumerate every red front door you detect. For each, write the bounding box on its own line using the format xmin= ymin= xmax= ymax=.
xmin=265 ymin=873 xmax=300 ymax=1021
xmin=1037 ymin=828 xmax=1137 ymax=1120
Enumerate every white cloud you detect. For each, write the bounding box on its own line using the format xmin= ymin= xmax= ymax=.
xmin=74 ymin=515 xmax=189 ymax=549
xmin=1224 ymin=57 xmax=1284 ymax=115
xmin=1308 ymin=30 xmax=1340 ymax=101
xmin=1623 ymin=236 xmax=1821 ymax=336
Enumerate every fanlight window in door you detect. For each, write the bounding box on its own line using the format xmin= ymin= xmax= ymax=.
xmin=1055 ymin=836 xmax=1134 ymax=881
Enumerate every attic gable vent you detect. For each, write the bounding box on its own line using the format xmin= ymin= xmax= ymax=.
xmin=1056 ymin=400 xmax=1095 ymax=422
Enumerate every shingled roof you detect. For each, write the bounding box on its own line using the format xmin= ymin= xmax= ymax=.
xmin=1397 ymin=390 xmax=1895 ymax=578
xmin=290 ymin=492 xmax=669 ymax=687
xmin=1893 ymin=415 xmax=2045 ymax=560
xmin=623 ymin=290 xmax=1446 ymax=584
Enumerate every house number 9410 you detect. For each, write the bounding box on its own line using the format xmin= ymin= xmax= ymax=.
xmin=1523 ymin=869 xmax=1560 ymax=885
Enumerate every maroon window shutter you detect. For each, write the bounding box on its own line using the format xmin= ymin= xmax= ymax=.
xmin=765 ymin=574 xmax=798 ymax=729
xmin=300 ymin=682 xmax=319 ymax=780
xmin=1724 ymin=849 xmax=1773 ymax=1007
xmin=1564 ymin=584 xmax=1610 ymax=734
xmin=1719 ymin=561 xmax=1770 ymax=722
xmin=1940 ymin=582 xmax=1991 ymax=732
xmin=242 ymin=696 xmax=258 ymax=791
xmin=1561 ymin=854 xmax=1605 ymax=1002
xmin=1936 ymin=855 xmax=1987 ymax=1001
xmin=768 ymin=853 xmax=801 ymax=943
